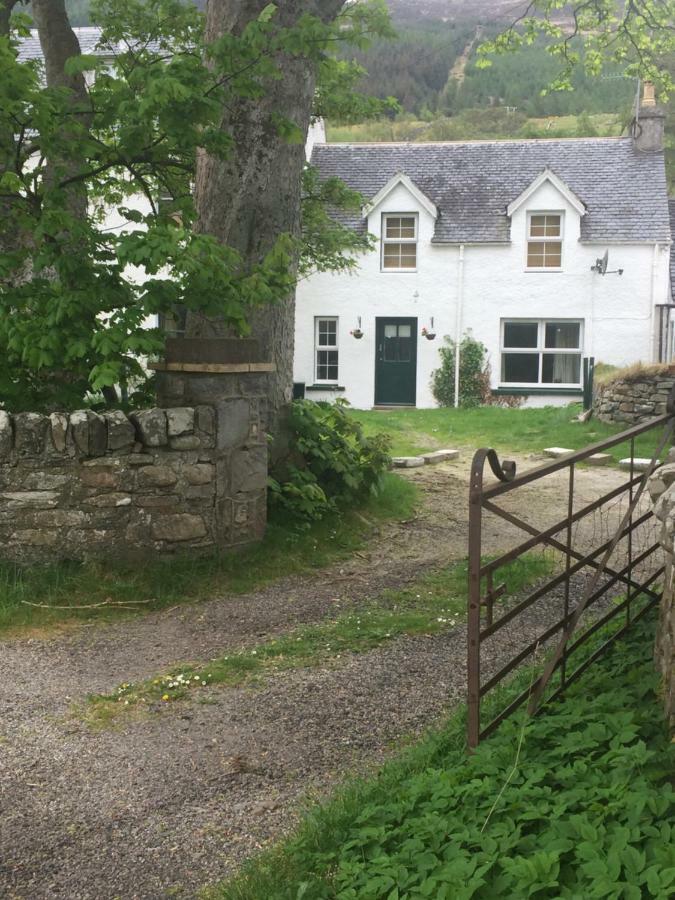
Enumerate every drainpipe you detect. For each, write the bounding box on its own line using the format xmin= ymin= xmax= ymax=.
xmin=454 ymin=244 xmax=465 ymax=408
xmin=649 ymin=243 xmax=659 ymax=362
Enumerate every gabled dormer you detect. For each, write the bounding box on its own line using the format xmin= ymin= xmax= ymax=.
xmin=363 ymin=173 xmax=438 ymax=273
xmin=507 ymin=168 xmax=587 ymax=271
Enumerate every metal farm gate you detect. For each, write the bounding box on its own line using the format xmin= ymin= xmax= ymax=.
xmin=467 ymin=410 xmax=674 ymax=749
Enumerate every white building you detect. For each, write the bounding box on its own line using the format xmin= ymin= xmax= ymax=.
xmin=295 ymin=98 xmax=672 ymax=408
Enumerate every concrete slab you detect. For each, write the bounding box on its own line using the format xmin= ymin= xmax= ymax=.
xmin=391 ymin=456 xmax=426 ymax=469
xmin=586 ymin=453 xmax=612 ymax=466
xmin=422 ymin=449 xmax=460 ymax=464
xmin=618 ymin=457 xmax=657 ymax=472
xmin=543 ymin=447 xmax=574 ymax=459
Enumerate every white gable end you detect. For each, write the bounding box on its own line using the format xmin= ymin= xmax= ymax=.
xmin=362 ymin=172 xmax=438 ymax=221
xmin=507 ymin=167 xmax=586 ymax=218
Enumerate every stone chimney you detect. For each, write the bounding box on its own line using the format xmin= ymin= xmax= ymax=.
xmin=633 ymin=81 xmax=666 ymax=153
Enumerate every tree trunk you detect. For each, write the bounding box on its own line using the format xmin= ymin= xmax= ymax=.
xmin=191 ymin=0 xmax=344 ymax=440
xmin=0 ymin=1 xmax=21 ymax=262
xmin=0 ymin=0 xmax=17 ymax=36
xmin=32 ymin=0 xmax=90 ymax=223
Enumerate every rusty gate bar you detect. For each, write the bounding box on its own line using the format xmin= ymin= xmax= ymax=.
xmin=467 ymin=410 xmax=675 ymax=750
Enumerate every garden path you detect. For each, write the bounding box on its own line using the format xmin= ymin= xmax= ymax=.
xmin=0 ymin=453 xmax=628 ymax=899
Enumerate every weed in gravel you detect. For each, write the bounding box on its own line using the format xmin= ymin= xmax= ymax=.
xmin=82 ymin=553 xmax=553 ymax=727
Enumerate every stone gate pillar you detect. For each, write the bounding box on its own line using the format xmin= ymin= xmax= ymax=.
xmin=153 ymin=338 xmax=275 ymax=548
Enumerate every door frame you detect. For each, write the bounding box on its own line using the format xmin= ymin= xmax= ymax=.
xmin=374 ymin=316 xmax=418 ymax=407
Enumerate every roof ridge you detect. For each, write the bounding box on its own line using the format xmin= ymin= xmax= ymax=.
xmin=316 ymin=137 xmax=629 ymax=148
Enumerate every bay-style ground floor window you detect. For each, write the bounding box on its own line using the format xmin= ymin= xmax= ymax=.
xmin=315 ymin=317 xmax=339 ymax=383
xmin=500 ymin=319 xmax=582 ymax=387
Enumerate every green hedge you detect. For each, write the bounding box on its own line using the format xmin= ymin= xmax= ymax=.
xmin=215 ymin=618 xmax=674 ymax=899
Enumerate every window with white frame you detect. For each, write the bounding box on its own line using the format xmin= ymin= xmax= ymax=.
xmin=526 ymin=212 xmax=563 ymax=269
xmin=315 ymin=317 xmax=339 ymax=382
xmin=382 ymin=214 xmax=418 ymax=270
xmin=500 ymin=320 xmax=582 ymax=386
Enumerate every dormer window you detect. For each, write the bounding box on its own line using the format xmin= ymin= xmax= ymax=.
xmin=382 ymin=214 xmax=417 ymax=271
xmin=527 ymin=212 xmax=563 ymax=270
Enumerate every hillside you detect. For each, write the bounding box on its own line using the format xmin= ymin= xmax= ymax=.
xmin=25 ymin=1 xmax=559 ymax=28
xmin=387 ymin=1 xmax=540 ymax=25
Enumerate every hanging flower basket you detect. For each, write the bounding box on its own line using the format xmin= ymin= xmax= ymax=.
xmin=350 ymin=329 xmax=364 ymax=340
xmin=421 ymin=327 xmax=436 ymax=341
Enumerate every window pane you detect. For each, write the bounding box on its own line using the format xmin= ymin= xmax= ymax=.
xmin=545 ymin=217 xmax=561 ymax=237
xmin=543 ymin=242 xmax=562 ymax=267
xmin=527 ymin=244 xmax=545 ymax=266
xmin=529 ymin=215 xmax=546 ymax=237
xmin=398 ymin=324 xmax=411 ymax=338
xmin=385 ymin=217 xmax=401 ymax=238
xmin=503 ymin=322 xmax=538 ymax=348
xmin=318 ymin=319 xmax=337 ymax=346
xmin=384 ymin=324 xmax=397 ymax=338
xmin=502 ymin=352 xmax=539 ymax=383
xmin=530 ymin=214 xmax=561 ymax=238
xmin=545 ymin=322 xmax=580 ymax=349
xmin=542 ymin=353 xmax=581 ymax=384
xmin=400 ymin=217 xmax=416 ymax=238
xmin=383 ymin=243 xmax=416 ymax=269
xmin=528 ymin=241 xmax=561 ymax=268
xmin=317 ymin=349 xmax=338 ymax=381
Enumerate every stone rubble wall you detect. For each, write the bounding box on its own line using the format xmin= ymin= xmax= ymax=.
xmin=648 ymin=453 xmax=675 ymax=735
xmin=594 ymin=373 xmax=675 ymax=425
xmin=0 ymin=387 xmax=267 ymax=563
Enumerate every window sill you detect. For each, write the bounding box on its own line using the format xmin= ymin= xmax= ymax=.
xmin=524 ymin=268 xmax=563 ymax=273
xmin=306 ymin=384 xmax=346 ymax=392
xmin=380 ymin=269 xmax=418 ymax=274
xmin=494 ymin=386 xmax=583 ymax=396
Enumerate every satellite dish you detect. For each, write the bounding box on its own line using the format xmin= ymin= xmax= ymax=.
xmin=591 ymin=250 xmax=623 ymax=276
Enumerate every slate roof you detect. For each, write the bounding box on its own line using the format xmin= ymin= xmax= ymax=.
xmin=18 ymin=28 xmax=113 ymax=62
xmin=670 ymin=199 xmax=675 ymax=300
xmin=17 ymin=27 xmax=159 ymax=63
xmin=311 ymin=138 xmax=671 ymax=245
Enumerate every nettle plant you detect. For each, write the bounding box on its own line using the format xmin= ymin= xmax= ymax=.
xmin=268 ymin=399 xmax=391 ymax=522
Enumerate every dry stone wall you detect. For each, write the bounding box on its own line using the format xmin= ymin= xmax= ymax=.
xmin=594 ymin=372 xmax=675 ymax=425
xmin=648 ymin=455 xmax=675 ymax=735
xmin=0 ymin=379 xmax=268 ymax=563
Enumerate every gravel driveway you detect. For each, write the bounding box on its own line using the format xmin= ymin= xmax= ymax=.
xmin=0 ymin=456 xmax=634 ymax=899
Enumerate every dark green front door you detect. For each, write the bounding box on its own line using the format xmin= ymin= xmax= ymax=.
xmin=375 ymin=317 xmax=417 ymax=406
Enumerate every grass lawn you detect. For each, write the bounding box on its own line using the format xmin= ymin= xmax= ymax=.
xmin=349 ymin=404 xmax=665 ymax=464
xmin=0 ymin=473 xmax=416 ymax=637
xmin=209 ymin=617 xmax=674 ymax=900
xmin=83 ymin=553 xmax=552 ymax=727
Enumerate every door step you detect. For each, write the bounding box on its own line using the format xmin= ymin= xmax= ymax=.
xmin=371 ymin=405 xmax=416 ymax=411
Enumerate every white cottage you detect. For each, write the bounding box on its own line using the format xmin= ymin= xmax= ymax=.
xmin=295 ymin=95 xmax=672 ymax=408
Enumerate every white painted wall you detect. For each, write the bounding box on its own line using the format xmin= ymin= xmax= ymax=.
xmin=294 ymin=175 xmax=672 ymax=409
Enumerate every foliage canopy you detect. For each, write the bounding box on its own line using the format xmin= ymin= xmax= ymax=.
xmin=0 ymin=0 xmax=394 ymax=411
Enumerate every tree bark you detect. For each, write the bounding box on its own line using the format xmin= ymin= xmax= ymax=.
xmin=31 ymin=0 xmax=90 ymax=223
xmin=1 ymin=2 xmax=26 ymax=270
xmin=191 ymin=0 xmax=345 ymax=439
xmin=0 ymin=0 xmax=17 ymax=36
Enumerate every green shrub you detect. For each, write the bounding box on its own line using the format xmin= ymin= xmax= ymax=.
xmin=431 ymin=334 xmax=491 ymax=408
xmin=268 ymin=399 xmax=391 ymax=522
